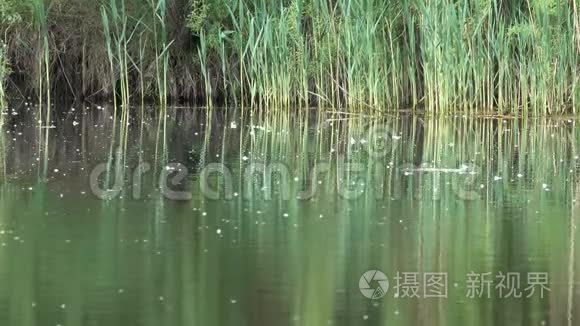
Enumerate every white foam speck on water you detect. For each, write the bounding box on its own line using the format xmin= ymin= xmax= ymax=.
xmin=216 ymin=229 xmax=222 ymax=235
xmin=493 ymin=176 xmax=502 ymax=181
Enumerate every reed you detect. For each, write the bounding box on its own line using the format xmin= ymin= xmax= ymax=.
xmin=29 ymin=0 xmax=50 ymax=111
xmin=0 ymin=0 xmax=576 ymax=116
xmin=190 ymin=0 xmax=578 ymax=115
xmin=0 ymin=43 xmax=7 ymax=113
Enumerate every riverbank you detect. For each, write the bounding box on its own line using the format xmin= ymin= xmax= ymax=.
xmin=0 ymin=0 xmax=579 ymax=115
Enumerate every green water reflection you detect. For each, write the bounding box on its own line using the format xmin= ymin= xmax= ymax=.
xmin=0 ymin=108 xmax=578 ymax=326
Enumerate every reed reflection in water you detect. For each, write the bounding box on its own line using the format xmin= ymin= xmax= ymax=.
xmin=0 ymin=106 xmax=577 ymax=326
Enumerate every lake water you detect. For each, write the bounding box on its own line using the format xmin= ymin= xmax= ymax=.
xmin=0 ymin=106 xmax=578 ymax=325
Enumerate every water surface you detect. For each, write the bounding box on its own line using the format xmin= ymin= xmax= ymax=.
xmin=0 ymin=106 xmax=578 ymax=326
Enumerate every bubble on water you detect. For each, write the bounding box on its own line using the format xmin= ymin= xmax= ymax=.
xmin=216 ymin=229 xmax=222 ymax=235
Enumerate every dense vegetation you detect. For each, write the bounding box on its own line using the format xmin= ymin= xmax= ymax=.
xmin=0 ymin=0 xmax=578 ymax=115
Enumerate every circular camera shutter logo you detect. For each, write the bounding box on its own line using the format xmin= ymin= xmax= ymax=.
xmin=359 ymin=270 xmax=389 ymax=300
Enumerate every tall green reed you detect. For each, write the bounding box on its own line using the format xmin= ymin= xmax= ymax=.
xmin=190 ymin=0 xmax=578 ymax=116
xmin=0 ymin=43 xmax=7 ymax=113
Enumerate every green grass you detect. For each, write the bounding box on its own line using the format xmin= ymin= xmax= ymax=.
xmin=0 ymin=0 xmax=577 ymax=116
